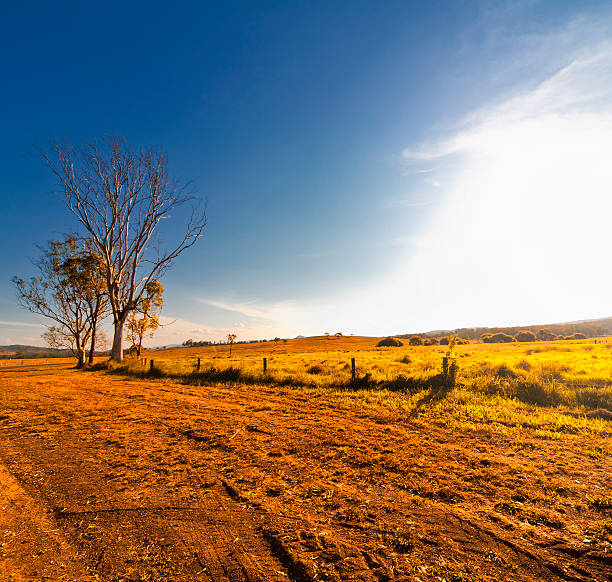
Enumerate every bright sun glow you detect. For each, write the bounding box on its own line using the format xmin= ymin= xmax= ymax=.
xmin=279 ymin=43 xmax=612 ymax=336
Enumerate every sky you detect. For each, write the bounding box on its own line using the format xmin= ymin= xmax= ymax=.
xmin=2 ymin=0 xmax=612 ymax=346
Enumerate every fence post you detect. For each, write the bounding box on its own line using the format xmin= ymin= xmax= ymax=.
xmin=351 ymin=358 xmax=356 ymax=381
xmin=263 ymin=357 xmax=267 ymax=373
xmin=197 ymin=357 xmax=201 ymax=372
xmin=150 ymin=360 xmax=154 ymax=370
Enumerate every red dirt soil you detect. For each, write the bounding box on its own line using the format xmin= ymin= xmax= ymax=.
xmin=0 ymin=369 xmax=610 ymax=581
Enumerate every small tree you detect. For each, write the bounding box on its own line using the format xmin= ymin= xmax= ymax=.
xmin=59 ymin=237 xmax=108 ymax=364
xmin=126 ymin=281 xmax=164 ymax=357
xmin=226 ymin=333 xmax=237 ymax=356
xmin=13 ymin=236 xmax=108 ymax=367
xmin=376 ymin=337 xmax=403 ymax=347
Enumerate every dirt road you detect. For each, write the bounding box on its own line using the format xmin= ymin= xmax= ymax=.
xmin=0 ymin=362 xmax=73 ymax=372
xmin=0 ymin=370 xmax=610 ymax=581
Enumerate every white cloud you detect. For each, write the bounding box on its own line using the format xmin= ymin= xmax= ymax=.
xmin=198 ymin=298 xmax=278 ymax=320
xmin=0 ymin=321 xmax=44 ymax=328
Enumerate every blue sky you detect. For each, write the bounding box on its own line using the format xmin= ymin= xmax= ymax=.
xmin=2 ymin=1 xmax=612 ymax=346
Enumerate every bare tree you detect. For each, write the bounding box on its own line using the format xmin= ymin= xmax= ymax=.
xmin=13 ymin=236 xmax=108 ymax=368
xmin=40 ymin=136 xmax=206 ymax=361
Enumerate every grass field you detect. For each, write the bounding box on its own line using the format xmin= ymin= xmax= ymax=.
xmin=0 ymin=336 xmax=610 ymax=581
xmin=124 ymin=335 xmax=612 ymax=411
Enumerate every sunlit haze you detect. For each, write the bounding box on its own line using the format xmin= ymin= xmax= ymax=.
xmin=2 ymin=1 xmax=612 ymax=346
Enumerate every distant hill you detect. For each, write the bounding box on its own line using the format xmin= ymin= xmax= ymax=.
xmin=398 ymin=316 xmax=612 ymax=341
xmin=0 ymin=344 xmax=72 ymax=358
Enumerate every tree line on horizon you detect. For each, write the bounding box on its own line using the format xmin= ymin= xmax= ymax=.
xmin=398 ymin=318 xmax=612 ymax=343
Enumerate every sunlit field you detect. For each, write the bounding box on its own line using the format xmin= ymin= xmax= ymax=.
xmin=123 ymin=335 xmax=612 ymax=414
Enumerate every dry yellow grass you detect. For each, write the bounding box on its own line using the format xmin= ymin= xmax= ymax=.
xmin=129 ymin=335 xmax=612 ymax=412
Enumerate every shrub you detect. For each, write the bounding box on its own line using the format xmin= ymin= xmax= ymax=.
xmin=424 ymin=337 xmax=439 ymax=346
xmin=536 ymin=329 xmax=557 ymax=341
xmin=377 ymin=337 xmax=403 ymax=347
xmin=456 ymin=338 xmax=469 ymax=345
xmin=517 ymin=330 xmax=537 ymax=342
xmin=306 ymin=365 xmax=324 ymax=374
xmin=567 ymin=333 xmax=588 ymax=340
xmin=439 ymin=337 xmax=450 ymax=345
xmin=483 ymin=333 xmax=515 ymax=343
xmin=408 ymin=336 xmax=423 ymax=346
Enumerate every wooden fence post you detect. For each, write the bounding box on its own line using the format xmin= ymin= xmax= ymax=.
xmin=150 ymin=360 xmax=154 ymax=370
xmin=263 ymin=358 xmax=267 ymax=373
xmin=197 ymin=357 xmax=201 ymax=371
xmin=351 ymin=358 xmax=356 ymax=381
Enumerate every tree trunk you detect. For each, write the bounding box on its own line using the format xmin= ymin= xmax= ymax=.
xmin=88 ymin=323 xmax=97 ymax=365
xmin=76 ymin=347 xmax=85 ymax=369
xmin=111 ymin=319 xmax=125 ymax=362
xmin=88 ymin=296 xmax=101 ymax=365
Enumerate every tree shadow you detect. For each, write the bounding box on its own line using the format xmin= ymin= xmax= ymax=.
xmin=408 ymin=375 xmax=455 ymax=417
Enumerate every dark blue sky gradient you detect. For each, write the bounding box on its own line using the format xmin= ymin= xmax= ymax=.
xmin=1 ymin=1 xmax=607 ymax=343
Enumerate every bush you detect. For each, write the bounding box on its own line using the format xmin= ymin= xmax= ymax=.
xmin=377 ymin=337 xmax=403 ymax=347
xmin=424 ymin=337 xmax=439 ymax=346
xmin=517 ymin=330 xmax=537 ymax=342
xmin=482 ymin=333 xmax=515 ymax=343
xmin=536 ymin=329 xmax=557 ymax=341
xmin=439 ymin=337 xmax=450 ymax=345
xmin=408 ymin=336 xmax=424 ymax=346
xmin=567 ymin=333 xmax=588 ymax=340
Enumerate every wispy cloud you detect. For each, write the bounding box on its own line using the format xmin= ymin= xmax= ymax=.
xmin=199 ymin=298 xmax=272 ymax=319
xmin=0 ymin=320 xmax=44 ymax=328
xmin=403 ymin=41 xmax=612 ymax=162
xmin=388 ymin=199 xmax=434 ymax=208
